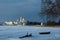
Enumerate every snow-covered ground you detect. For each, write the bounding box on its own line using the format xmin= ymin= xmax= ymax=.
xmin=0 ymin=25 xmax=60 ymax=40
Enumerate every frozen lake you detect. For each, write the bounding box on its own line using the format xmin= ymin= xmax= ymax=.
xmin=0 ymin=25 xmax=60 ymax=40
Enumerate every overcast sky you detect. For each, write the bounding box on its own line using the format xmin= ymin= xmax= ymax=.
xmin=0 ymin=0 xmax=59 ymax=22
xmin=0 ymin=0 xmax=41 ymax=22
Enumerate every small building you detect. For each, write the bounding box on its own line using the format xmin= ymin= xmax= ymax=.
xmin=4 ymin=21 xmax=13 ymax=25
xmin=20 ymin=16 xmax=27 ymax=25
xmin=13 ymin=22 xmax=18 ymax=25
xmin=4 ymin=21 xmax=18 ymax=25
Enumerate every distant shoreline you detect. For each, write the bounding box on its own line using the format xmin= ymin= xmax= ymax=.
xmin=0 ymin=24 xmax=60 ymax=28
xmin=25 ymin=25 xmax=60 ymax=28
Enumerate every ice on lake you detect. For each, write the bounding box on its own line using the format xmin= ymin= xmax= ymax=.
xmin=0 ymin=25 xmax=60 ymax=40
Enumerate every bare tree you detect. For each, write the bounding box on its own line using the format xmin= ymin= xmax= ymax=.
xmin=39 ymin=0 xmax=60 ymax=23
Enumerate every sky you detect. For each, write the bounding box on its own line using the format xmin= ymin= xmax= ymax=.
xmin=0 ymin=0 xmax=60 ymax=22
xmin=0 ymin=0 xmax=41 ymax=22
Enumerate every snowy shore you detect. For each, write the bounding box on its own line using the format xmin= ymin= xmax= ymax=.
xmin=0 ymin=25 xmax=60 ymax=40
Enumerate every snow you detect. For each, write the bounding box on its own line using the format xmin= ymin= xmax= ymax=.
xmin=0 ymin=25 xmax=60 ymax=40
